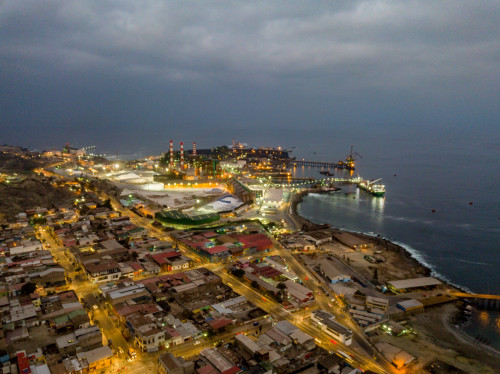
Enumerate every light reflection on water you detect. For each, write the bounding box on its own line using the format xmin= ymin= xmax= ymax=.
xmin=463 ymin=310 xmax=500 ymax=350
xmin=289 ymin=164 xmax=500 ymax=349
xmin=479 ymin=311 xmax=489 ymax=325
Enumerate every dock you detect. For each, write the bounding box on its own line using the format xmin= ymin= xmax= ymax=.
xmin=284 ymin=160 xmax=352 ymax=169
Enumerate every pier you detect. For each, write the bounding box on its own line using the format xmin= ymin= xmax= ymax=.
xmin=269 ymin=177 xmax=315 ymax=183
xmin=284 ymin=160 xmax=352 ymax=169
xmin=450 ymin=292 xmax=500 ymax=310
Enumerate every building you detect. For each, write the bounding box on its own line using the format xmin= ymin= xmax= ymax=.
xmin=366 ymin=296 xmax=389 ymax=312
xmin=319 ymin=262 xmax=351 ymax=284
xmin=311 ymin=310 xmax=352 ymax=345
xmin=388 ymin=277 xmax=442 ymax=292
xmin=200 ymin=348 xmax=240 ymax=373
xmin=375 ymin=342 xmax=416 ymax=369
xmin=263 ymin=328 xmax=292 ymax=351
xmin=83 ymin=260 xmax=121 ymax=283
xmin=289 ymin=330 xmax=315 ymax=351
xmin=151 ymin=251 xmax=191 ymax=271
xmin=56 ymin=325 xmax=102 ymax=355
xmin=235 ymin=334 xmax=261 ymax=357
xmin=127 ymin=312 xmax=165 ymax=352
xmin=75 ymin=346 xmax=113 ymax=372
xmin=106 ymin=284 xmax=151 ymax=305
xmin=284 ymin=280 xmax=314 ymax=304
xmin=301 ymin=231 xmax=332 ymax=245
xmin=396 ymin=299 xmax=424 ymax=313
xmin=158 ymin=353 xmax=194 ymax=374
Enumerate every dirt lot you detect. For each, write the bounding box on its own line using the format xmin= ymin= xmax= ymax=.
xmin=7 ymin=325 xmax=56 ymax=354
xmin=322 ymin=239 xmax=428 ymax=284
xmin=370 ymin=304 xmax=500 ymax=374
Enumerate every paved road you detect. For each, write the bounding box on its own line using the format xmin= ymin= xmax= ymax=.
xmin=42 ymin=167 xmax=392 ymax=373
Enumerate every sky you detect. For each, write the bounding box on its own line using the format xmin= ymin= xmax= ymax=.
xmin=1 ymin=0 xmax=499 ymax=154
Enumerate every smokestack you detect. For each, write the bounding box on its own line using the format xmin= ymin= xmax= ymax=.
xmin=169 ymin=140 xmax=174 ymax=168
xmin=192 ymin=142 xmax=197 ymax=156
xmin=180 ymin=142 xmax=184 ymax=169
xmin=232 ymin=138 xmax=236 ymax=150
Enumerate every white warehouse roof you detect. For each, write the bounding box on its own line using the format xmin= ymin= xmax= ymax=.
xmin=388 ymin=277 xmax=441 ymax=290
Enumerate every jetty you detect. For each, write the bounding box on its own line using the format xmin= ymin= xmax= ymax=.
xmin=284 ymin=160 xmax=352 ymax=169
xmin=450 ymin=292 xmax=500 ymax=310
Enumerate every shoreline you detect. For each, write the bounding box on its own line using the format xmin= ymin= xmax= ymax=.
xmin=289 ymin=187 xmax=473 ymax=293
xmin=289 ymin=187 xmax=500 ymax=363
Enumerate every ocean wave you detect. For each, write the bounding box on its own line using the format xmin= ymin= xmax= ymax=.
xmin=384 ymin=215 xmax=422 ymax=224
xmin=456 ymin=259 xmax=491 ymax=266
xmin=380 ymin=238 xmax=473 ymax=293
xmin=298 ymin=213 xmax=474 ymax=293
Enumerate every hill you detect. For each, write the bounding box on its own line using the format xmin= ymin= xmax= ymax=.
xmin=0 ymin=175 xmax=77 ymax=222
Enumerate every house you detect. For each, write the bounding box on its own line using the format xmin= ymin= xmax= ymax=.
xmin=158 ymin=352 xmax=194 ymax=374
xmin=234 ymin=234 xmax=273 ymax=254
xmin=264 ymin=327 xmax=292 ymax=351
xmin=83 ymin=260 xmax=121 ymax=283
xmin=151 ymin=251 xmax=191 ymax=271
xmin=284 ymin=280 xmax=314 ymax=304
xmin=127 ymin=313 xmax=165 ymax=352
xmin=301 ymin=230 xmax=333 ymax=245
xmin=106 ymin=284 xmax=151 ymax=306
xmin=289 ymin=330 xmax=315 ymax=351
xmin=76 ymin=346 xmax=113 ymax=372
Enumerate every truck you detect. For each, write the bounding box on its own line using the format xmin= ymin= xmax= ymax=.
xmin=128 ymin=348 xmax=137 ymax=359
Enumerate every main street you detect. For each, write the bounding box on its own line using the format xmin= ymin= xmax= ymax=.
xmin=95 ymin=190 xmax=393 ymax=373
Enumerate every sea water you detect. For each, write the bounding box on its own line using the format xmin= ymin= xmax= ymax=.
xmin=289 ymin=126 xmax=500 ymax=349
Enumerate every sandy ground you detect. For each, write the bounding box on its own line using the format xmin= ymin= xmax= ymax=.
xmin=321 ymin=240 xmax=429 ymax=284
xmin=370 ymin=304 xmax=500 ymax=373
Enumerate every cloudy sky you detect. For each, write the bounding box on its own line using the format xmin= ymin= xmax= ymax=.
xmin=1 ymin=0 xmax=499 ymax=153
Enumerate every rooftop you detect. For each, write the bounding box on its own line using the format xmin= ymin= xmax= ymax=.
xmin=388 ymin=277 xmax=442 ymax=290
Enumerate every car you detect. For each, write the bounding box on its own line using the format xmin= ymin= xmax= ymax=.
xmin=118 ymin=347 xmax=124 ymax=354
xmin=193 ymin=341 xmax=201 ymax=345
xmin=93 ymin=304 xmax=98 ymax=310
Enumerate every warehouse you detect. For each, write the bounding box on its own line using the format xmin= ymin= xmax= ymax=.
xmin=396 ymin=299 xmax=424 ymax=313
xmin=388 ymin=277 xmax=442 ymax=292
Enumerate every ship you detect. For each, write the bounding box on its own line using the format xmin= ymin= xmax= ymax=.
xmin=319 ymin=170 xmax=334 ymax=176
xmin=357 ymin=177 xmax=385 ymax=197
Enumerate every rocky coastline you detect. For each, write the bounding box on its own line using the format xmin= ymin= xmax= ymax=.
xmin=290 ymin=187 xmax=434 ymax=278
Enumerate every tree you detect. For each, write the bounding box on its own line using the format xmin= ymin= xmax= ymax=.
xmin=251 ymin=280 xmax=259 ymax=289
xmin=21 ymin=282 xmax=37 ymax=295
xmin=131 ymin=251 xmax=139 ymax=260
xmin=231 ymin=268 xmax=245 ymax=278
xmin=277 ymin=282 xmax=287 ymax=291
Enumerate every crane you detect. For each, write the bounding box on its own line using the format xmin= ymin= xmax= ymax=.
xmin=368 ymin=178 xmax=382 ymax=186
xmin=346 ymin=145 xmax=363 ymax=170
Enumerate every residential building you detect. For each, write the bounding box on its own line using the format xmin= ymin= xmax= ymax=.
xmin=158 ymin=353 xmax=194 ymax=374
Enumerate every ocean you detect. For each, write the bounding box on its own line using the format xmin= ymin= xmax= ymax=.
xmin=288 ymin=125 xmax=500 ymax=349
xmin=94 ymin=124 xmax=499 ymax=347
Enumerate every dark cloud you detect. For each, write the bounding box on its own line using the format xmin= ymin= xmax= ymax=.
xmin=1 ymin=0 xmax=499 ymax=152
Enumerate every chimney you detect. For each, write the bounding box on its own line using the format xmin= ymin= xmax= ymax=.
xmin=169 ymin=140 xmax=174 ymax=168
xmin=180 ymin=142 xmax=184 ymax=169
